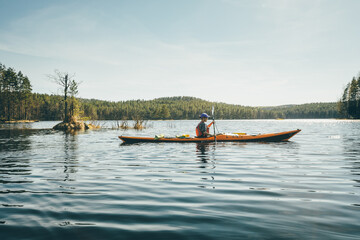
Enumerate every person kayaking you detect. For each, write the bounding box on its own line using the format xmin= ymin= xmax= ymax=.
xmin=196 ymin=113 xmax=214 ymax=138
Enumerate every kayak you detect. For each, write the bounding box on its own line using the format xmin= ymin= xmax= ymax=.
xmin=118 ymin=129 xmax=301 ymax=144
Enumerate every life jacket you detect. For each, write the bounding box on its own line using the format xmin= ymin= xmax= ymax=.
xmin=196 ymin=122 xmax=210 ymax=137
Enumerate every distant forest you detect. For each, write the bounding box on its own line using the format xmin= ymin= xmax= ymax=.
xmin=0 ymin=63 xmax=341 ymax=121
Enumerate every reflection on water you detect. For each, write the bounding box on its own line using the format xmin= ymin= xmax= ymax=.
xmin=0 ymin=129 xmax=32 ymax=152
xmin=0 ymin=129 xmax=32 ymax=185
xmin=63 ymin=133 xmax=78 ymax=181
xmin=196 ymin=143 xmax=211 ymax=163
xmin=342 ymin=130 xmax=360 ymax=189
xmin=0 ymin=120 xmax=360 ymax=240
xmin=195 ymin=143 xmax=216 ymax=189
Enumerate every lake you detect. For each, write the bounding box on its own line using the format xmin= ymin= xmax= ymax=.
xmin=0 ymin=120 xmax=359 ymax=240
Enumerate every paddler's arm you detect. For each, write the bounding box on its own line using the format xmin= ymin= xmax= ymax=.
xmin=204 ymin=121 xmax=214 ymax=137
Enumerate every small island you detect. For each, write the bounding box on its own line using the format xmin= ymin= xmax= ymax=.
xmin=47 ymin=70 xmax=98 ymax=131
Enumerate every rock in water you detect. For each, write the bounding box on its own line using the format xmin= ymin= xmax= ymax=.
xmin=53 ymin=121 xmax=88 ymax=131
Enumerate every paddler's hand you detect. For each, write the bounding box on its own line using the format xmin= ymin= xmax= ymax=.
xmin=208 ymin=121 xmax=214 ymax=128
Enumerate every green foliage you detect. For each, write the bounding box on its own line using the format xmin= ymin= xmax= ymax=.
xmin=0 ymin=63 xmax=32 ymax=121
xmin=77 ymin=96 xmax=338 ymax=120
xmin=68 ymin=80 xmax=81 ymax=122
xmin=0 ymin=63 xmax=340 ymax=121
xmin=264 ymin=102 xmax=339 ymax=119
xmin=338 ymin=74 xmax=360 ymax=119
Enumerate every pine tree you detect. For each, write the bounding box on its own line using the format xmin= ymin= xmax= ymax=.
xmin=338 ymin=74 xmax=360 ymax=119
xmin=0 ymin=64 xmax=32 ymax=121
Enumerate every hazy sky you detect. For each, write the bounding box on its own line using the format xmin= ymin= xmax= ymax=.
xmin=1 ymin=0 xmax=359 ymax=106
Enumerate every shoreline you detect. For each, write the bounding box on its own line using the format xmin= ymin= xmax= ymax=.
xmin=1 ymin=120 xmax=40 ymax=124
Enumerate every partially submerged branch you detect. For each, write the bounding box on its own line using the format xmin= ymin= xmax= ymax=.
xmin=111 ymin=119 xmax=147 ymax=130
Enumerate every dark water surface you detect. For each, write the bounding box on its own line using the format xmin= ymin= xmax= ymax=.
xmin=0 ymin=120 xmax=359 ymax=240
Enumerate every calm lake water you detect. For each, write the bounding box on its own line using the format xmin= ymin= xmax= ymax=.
xmin=0 ymin=120 xmax=359 ymax=240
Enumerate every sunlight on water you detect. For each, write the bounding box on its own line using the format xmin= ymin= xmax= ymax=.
xmin=0 ymin=120 xmax=359 ymax=239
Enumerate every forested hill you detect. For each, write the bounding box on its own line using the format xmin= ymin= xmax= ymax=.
xmin=0 ymin=62 xmax=344 ymax=121
xmin=15 ymin=94 xmax=338 ymax=121
xmin=261 ymin=102 xmax=339 ymax=119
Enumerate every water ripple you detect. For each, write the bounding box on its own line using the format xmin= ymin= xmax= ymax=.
xmin=1 ymin=120 xmax=360 ymax=239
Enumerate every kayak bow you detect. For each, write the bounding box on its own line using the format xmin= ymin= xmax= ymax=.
xmin=119 ymin=129 xmax=301 ymax=144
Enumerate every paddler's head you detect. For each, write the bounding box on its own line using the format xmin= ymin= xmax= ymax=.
xmin=200 ymin=113 xmax=210 ymax=122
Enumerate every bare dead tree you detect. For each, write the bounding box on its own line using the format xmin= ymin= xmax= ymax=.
xmin=48 ymin=70 xmax=78 ymax=123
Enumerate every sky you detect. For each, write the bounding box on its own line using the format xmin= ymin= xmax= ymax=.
xmin=0 ymin=0 xmax=359 ymax=106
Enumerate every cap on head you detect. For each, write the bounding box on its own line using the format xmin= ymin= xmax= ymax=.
xmin=200 ymin=113 xmax=210 ymax=118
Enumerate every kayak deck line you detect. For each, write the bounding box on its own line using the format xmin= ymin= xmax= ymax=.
xmin=118 ymin=129 xmax=301 ymax=144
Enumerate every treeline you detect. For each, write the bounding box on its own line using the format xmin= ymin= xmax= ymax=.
xmin=263 ymin=102 xmax=339 ymax=119
xmin=0 ymin=62 xmax=340 ymax=121
xmin=80 ymin=96 xmax=277 ymax=120
xmin=0 ymin=91 xmax=339 ymax=121
xmin=0 ymin=63 xmax=32 ymax=121
xmin=15 ymin=95 xmax=336 ymax=120
xmin=338 ymin=74 xmax=360 ymax=119
xmin=79 ymin=96 xmax=339 ymax=120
